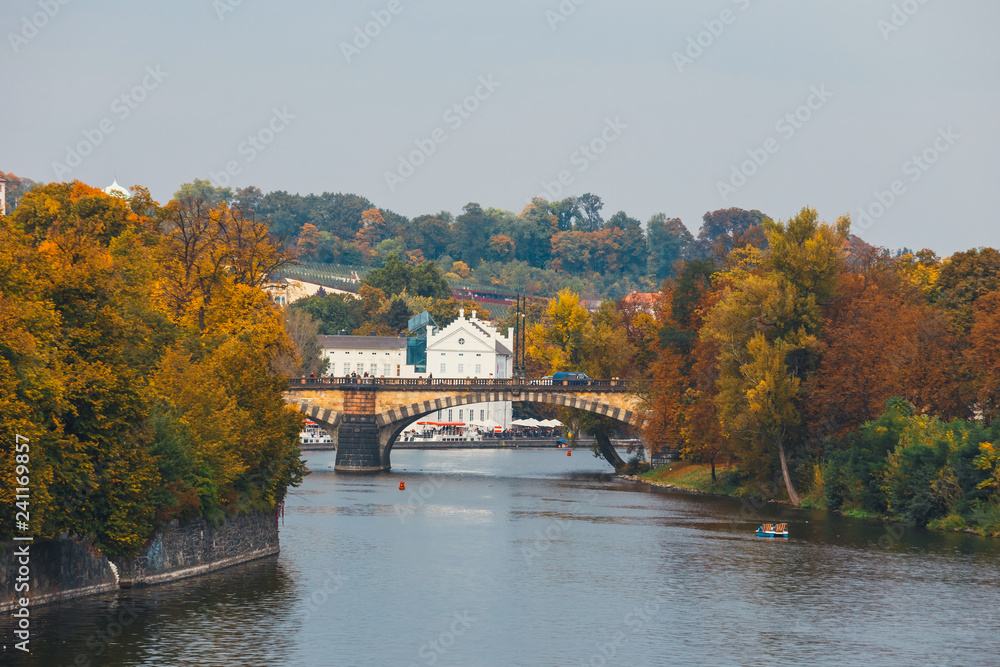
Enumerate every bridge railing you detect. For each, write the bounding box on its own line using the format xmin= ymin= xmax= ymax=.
xmin=287 ymin=376 xmax=634 ymax=392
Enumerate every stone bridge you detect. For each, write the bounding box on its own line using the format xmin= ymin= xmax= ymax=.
xmin=285 ymin=377 xmax=651 ymax=472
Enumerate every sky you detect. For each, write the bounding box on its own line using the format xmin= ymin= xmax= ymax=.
xmin=3 ymin=0 xmax=998 ymax=255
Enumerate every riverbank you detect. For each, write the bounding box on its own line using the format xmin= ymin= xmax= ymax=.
xmin=0 ymin=510 xmax=279 ymax=612
xmin=623 ymin=460 xmax=743 ymax=497
xmin=628 ymin=461 xmax=1000 ymax=539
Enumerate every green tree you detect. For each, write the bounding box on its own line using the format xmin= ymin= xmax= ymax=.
xmin=292 ymin=292 xmax=362 ymax=334
xmin=448 ymin=203 xmax=493 ymax=266
xmin=647 ymin=214 xmax=693 ymax=280
xmin=512 ymin=199 xmax=558 ymax=267
xmin=576 ymin=193 xmax=604 ymax=232
xmin=174 ymin=179 xmax=232 ymax=206
xmin=363 ymin=255 xmax=451 ymax=299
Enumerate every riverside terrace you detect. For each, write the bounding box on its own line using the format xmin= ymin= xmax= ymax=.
xmin=284 ymin=377 xmax=653 ymax=472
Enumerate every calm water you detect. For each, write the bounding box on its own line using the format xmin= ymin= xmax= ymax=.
xmin=13 ymin=449 xmax=1000 ymax=666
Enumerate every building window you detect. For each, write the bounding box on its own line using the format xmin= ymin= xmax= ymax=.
xmin=448 ymin=409 xmax=453 ymax=421
xmin=357 ymin=363 xmax=364 ymax=373
xmin=457 ymin=364 xmax=464 ymax=374
xmin=370 ymin=363 xmax=377 ymax=375
xmin=345 ymin=351 xmax=350 ymax=355
xmin=480 ymin=410 xmax=485 ymax=421
xmin=343 ymin=363 xmax=350 ymax=375
xmin=383 ymin=364 xmax=390 ymax=376
xmin=440 ymin=363 xmax=446 ymax=373
xmin=458 ymin=338 xmax=465 ymax=345
xmin=475 ymin=364 xmax=481 ymax=374
xmin=459 ymin=409 xmax=464 ymax=421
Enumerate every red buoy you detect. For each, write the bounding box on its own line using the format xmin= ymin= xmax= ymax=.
xmin=399 ymin=481 xmax=405 ymax=490
xmin=567 ymin=450 xmax=572 ymax=456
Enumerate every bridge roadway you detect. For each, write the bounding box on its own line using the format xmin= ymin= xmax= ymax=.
xmin=285 ymin=377 xmax=651 ymax=472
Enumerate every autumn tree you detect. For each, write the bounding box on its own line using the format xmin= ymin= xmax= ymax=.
xmin=805 ymin=264 xmax=967 ymax=439
xmin=693 ymin=207 xmax=769 ymax=265
xmin=968 ymin=291 xmax=1000 ymax=424
xmin=486 ymin=234 xmax=515 ymax=262
xmin=702 ymin=208 xmax=849 ymax=504
xmin=297 ymin=223 xmax=320 ymax=258
xmin=354 ymin=208 xmax=388 ymax=256
xmin=1 ymin=180 xmax=306 ymax=558
xmin=935 ymin=248 xmax=1000 ymax=333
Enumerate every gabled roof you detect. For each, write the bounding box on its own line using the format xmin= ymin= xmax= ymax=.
xmin=495 ymin=340 xmax=513 ymax=356
xmin=318 ymin=335 xmax=407 ymax=351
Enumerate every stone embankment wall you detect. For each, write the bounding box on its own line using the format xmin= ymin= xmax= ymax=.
xmin=0 ymin=537 xmax=119 ymax=611
xmin=1 ymin=510 xmax=278 ymax=611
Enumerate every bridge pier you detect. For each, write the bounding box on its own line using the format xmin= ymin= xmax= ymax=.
xmin=334 ymin=415 xmax=386 ymax=472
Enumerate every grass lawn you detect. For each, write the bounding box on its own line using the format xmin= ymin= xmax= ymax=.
xmin=639 ymin=460 xmax=741 ymax=496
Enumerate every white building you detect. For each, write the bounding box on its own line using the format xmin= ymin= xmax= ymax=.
xmin=318 ymin=309 xmax=514 ymax=428
xmin=319 ymin=334 xmax=409 ymax=379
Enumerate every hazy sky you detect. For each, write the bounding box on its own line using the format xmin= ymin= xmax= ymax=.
xmin=4 ymin=0 xmax=997 ymax=255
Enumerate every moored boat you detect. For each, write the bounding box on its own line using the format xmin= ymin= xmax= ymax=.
xmin=756 ymin=522 xmax=789 ymax=538
xmin=299 ymin=420 xmax=334 ymax=447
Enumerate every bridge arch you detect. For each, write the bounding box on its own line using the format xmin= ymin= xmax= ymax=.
xmin=286 ymin=378 xmax=649 ymax=472
xmin=375 ymin=391 xmax=644 ymax=470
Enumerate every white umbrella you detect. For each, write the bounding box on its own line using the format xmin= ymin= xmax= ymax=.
xmin=540 ymin=419 xmax=563 ymax=428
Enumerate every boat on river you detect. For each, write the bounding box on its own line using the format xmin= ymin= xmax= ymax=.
xmin=400 ymin=421 xmax=485 ymax=442
xmin=299 ymin=420 xmax=334 ymax=447
xmin=756 ymin=523 xmax=788 ymax=538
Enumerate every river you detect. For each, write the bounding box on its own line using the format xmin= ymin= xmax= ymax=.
xmin=15 ymin=449 xmax=1000 ymax=666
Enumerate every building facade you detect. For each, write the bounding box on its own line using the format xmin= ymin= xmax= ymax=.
xmin=318 ymin=309 xmax=514 ymax=428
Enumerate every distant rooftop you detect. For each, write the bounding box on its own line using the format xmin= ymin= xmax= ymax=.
xmin=318 ymin=335 xmax=407 ymax=350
